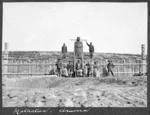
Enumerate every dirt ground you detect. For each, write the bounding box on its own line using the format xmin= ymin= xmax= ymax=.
xmin=2 ymin=75 xmax=147 ymax=107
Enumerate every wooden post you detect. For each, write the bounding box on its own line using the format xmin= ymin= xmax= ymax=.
xmin=28 ymin=59 xmax=30 ymax=77
xmin=129 ymin=60 xmax=132 ymax=76
xmin=117 ymin=61 xmax=119 ymax=77
xmin=30 ymin=59 xmax=32 ymax=76
xmin=36 ymin=59 xmax=37 ymax=75
xmin=104 ymin=59 xmax=107 ymax=77
xmin=17 ymin=59 xmax=19 ymax=77
xmin=3 ymin=42 xmax=8 ymax=78
xmin=91 ymin=59 xmax=94 ymax=77
xmin=70 ymin=37 xmax=85 ymax=77
xmin=132 ymin=61 xmax=134 ymax=75
xmin=140 ymin=44 xmax=147 ymax=74
xmin=123 ymin=59 xmax=125 ymax=76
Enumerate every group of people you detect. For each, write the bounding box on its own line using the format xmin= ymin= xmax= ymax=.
xmin=55 ymin=58 xmax=73 ymax=77
xmin=75 ymin=59 xmax=98 ymax=77
xmin=54 ymin=58 xmax=115 ymax=77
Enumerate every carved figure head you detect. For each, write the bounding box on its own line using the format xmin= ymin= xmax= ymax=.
xmin=77 ymin=37 xmax=80 ymax=41
xmin=142 ymin=44 xmax=145 ymax=52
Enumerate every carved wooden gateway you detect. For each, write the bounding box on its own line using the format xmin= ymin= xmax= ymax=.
xmin=73 ymin=37 xmax=85 ymax=77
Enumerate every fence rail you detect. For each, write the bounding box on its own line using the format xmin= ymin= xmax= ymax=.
xmin=2 ymin=63 xmax=147 ymax=66
xmin=1 ymin=72 xmax=143 ymax=75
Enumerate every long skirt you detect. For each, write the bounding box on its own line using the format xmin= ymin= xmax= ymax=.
xmin=93 ymin=68 xmax=99 ymax=77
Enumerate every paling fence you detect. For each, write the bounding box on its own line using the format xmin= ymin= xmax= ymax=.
xmin=2 ymin=58 xmax=147 ymax=77
xmin=97 ymin=63 xmax=147 ymax=77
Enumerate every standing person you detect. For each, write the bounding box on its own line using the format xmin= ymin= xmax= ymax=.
xmin=61 ymin=43 xmax=68 ymax=59
xmin=86 ymin=61 xmax=91 ymax=77
xmin=55 ymin=58 xmax=62 ymax=77
xmin=67 ymin=61 xmax=73 ymax=77
xmin=86 ymin=40 xmax=94 ymax=59
xmin=83 ymin=64 xmax=87 ymax=77
xmin=61 ymin=65 xmax=68 ymax=78
xmin=86 ymin=60 xmax=94 ymax=77
xmin=93 ymin=61 xmax=99 ymax=77
xmin=107 ymin=60 xmax=115 ymax=77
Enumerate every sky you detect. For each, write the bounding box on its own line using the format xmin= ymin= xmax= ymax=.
xmin=2 ymin=2 xmax=148 ymax=54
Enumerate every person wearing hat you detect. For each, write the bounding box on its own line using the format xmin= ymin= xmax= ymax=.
xmin=55 ymin=58 xmax=62 ymax=77
xmin=107 ymin=60 xmax=114 ymax=77
xmin=86 ymin=40 xmax=94 ymax=59
xmin=61 ymin=43 xmax=68 ymax=59
xmin=67 ymin=60 xmax=73 ymax=77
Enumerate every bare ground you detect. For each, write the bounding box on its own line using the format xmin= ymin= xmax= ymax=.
xmin=2 ymin=75 xmax=147 ymax=107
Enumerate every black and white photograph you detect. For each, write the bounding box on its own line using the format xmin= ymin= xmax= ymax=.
xmin=2 ymin=2 xmax=147 ymax=108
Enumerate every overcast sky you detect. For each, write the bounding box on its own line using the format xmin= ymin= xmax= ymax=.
xmin=2 ymin=2 xmax=148 ymax=54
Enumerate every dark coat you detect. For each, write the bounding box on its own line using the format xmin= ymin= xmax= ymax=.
xmin=86 ymin=43 xmax=94 ymax=53
xmin=56 ymin=61 xmax=62 ymax=69
xmin=67 ymin=63 xmax=74 ymax=71
xmin=107 ymin=62 xmax=114 ymax=70
xmin=62 ymin=45 xmax=67 ymax=53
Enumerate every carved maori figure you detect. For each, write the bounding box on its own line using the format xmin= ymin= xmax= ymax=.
xmin=74 ymin=37 xmax=83 ymax=59
xmin=141 ymin=44 xmax=145 ymax=60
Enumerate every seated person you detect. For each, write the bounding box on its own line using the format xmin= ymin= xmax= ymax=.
xmin=76 ymin=60 xmax=83 ymax=77
xmin=61 ymin=65 xmax=68 ymax=77
xmin=83 ymin=65 xmax=87 ymax=77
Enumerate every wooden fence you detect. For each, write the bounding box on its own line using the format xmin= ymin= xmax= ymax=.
xmin=2 ymin=43 xmax=147 ymax=77
xmin=2 ymin=59 xmax=147 ymax=77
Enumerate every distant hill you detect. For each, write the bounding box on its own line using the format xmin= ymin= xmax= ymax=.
xmin=2 ymin=51 xmax=145 ymax=63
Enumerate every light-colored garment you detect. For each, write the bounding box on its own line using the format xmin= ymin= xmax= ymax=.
xmin=84 ymin=66 xmax=87 ymax=75
xmin=61 ymin=68 xmax=68 ymax=76
xmin=77 ymin=69 xmax=83 ymax=76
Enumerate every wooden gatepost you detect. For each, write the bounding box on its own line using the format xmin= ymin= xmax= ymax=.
xmin=3 ymin=42 xmax=8 ymax=78
xmin=70 ymin=37 xmax=86 ymax=77
xmin=140 ymin=44 xmax=147 ymax=74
